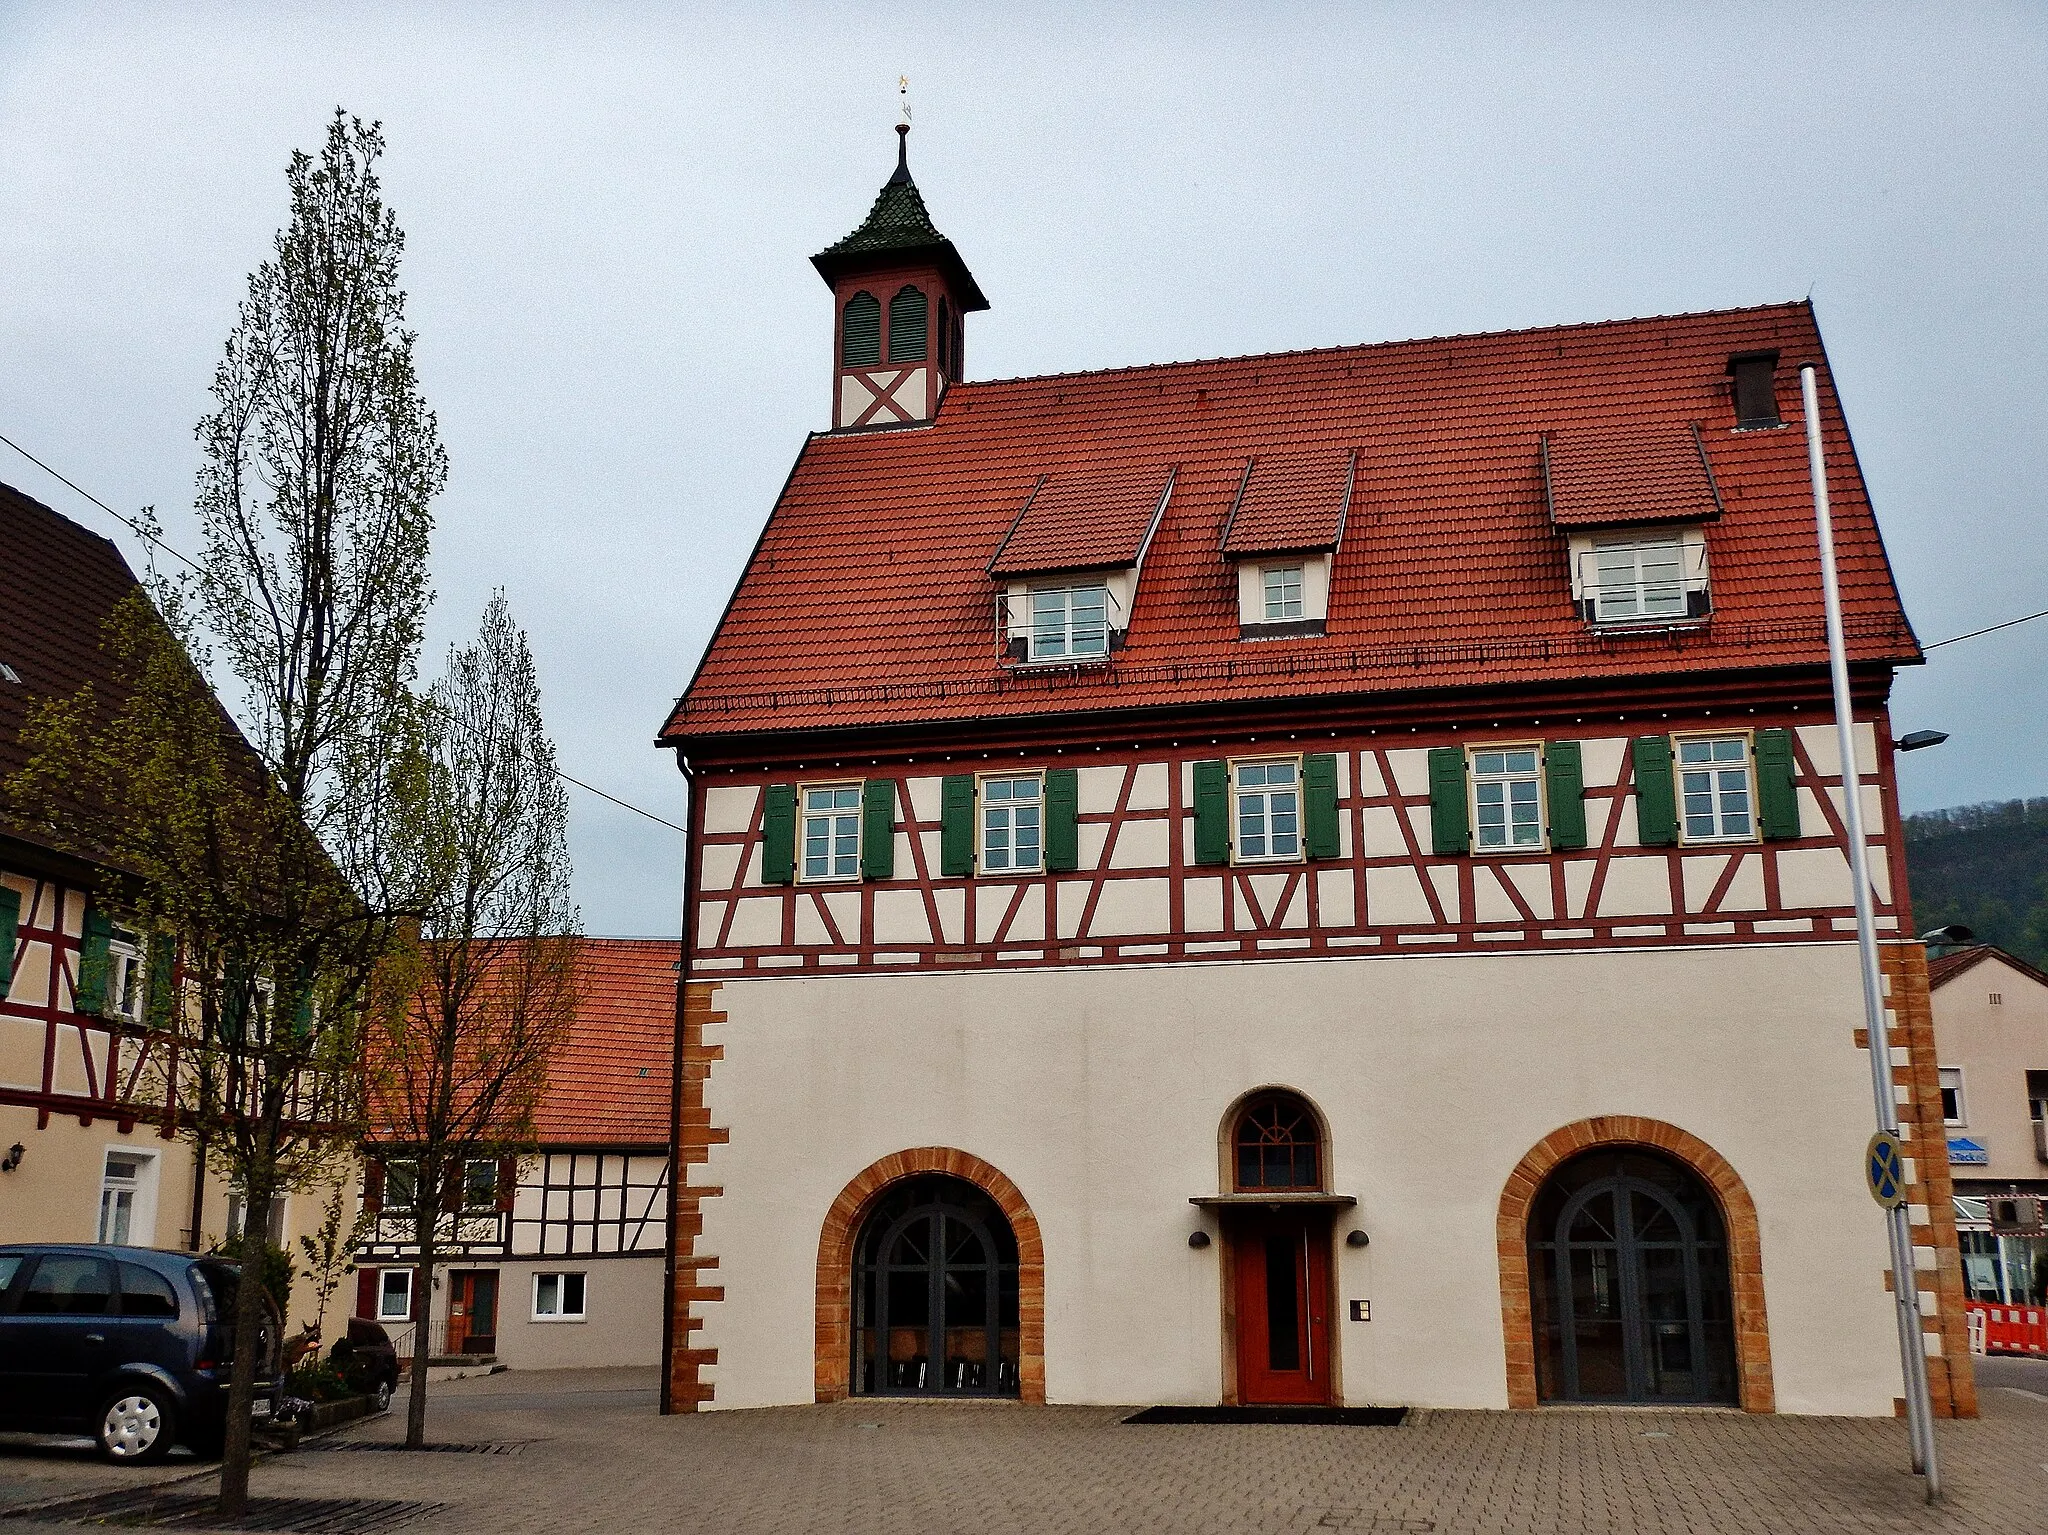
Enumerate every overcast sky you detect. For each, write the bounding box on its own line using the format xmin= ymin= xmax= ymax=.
xmin=3 ymin=3 xmax=2044 ymax=935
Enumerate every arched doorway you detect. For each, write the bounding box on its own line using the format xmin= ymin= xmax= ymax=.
xmin=1527 ymin=1148 xmax=1738 ymax=1404
xmin=851 ymin=1173 xmax=1020 ymax=1397
xmin=1222 ymin=1090 xmax=1334 ymax=1406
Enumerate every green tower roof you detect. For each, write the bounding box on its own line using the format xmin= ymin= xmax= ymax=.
xmin=812 ymin=127 xmax=988 ymax=312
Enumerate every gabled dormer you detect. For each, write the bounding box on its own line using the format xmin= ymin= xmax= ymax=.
xmin=1541 ymin=425 xmax=1721 ymax=628
xmin=812 ymin=125 xmax=988 ymax=431
xmin=987 ymin=466 xmax=1175 ymax=664
xmin=1219 ymin=450 xmax=1356 ymax=640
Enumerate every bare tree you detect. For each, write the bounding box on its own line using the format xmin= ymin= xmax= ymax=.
xmin=10 ymin=109 xmax=440 ymax=1517
xmin=375 ymin=591 xmax=578 ymax=1449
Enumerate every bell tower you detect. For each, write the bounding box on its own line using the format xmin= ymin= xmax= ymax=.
xmin=812 ymin=122 xmax=988 ymax=431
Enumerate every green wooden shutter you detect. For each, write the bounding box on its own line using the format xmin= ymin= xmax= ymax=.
xmin=1755 ymin=728 xmax=1801 ymax=840
xmin=841 ymin=291 xmax=881 ymax=367
xmin=940 ymin=775 xmax=977 ymax=876
xmin=1544 ymin=741 xmax=1588 ymax=852
xmin=1044 ymin=769 xmax=1079 ymax=872
xmin=0 ymin=887 xmax=18 ymax=997
xmin=1632 ymin=736 xmax=1679 ymax=846
xmin=1192 ymin=761 xmax=1230 ymax=865
xmin=1427 ymin=747 xmax=1469 ymax=855
xmin=887 ymin=285 xmax=929 ymax=362
xmin=145 ymin=934 xmax=177 ymax=1030
xmin=75 ymin=909 xmax=113 ymax=1015
xmin=761 ymin=784 xmax=797 ymax=885
xmin=289 ymin=967 xmax=316 ymax=1041
xmin=1302 ymin=753 xmax=1340 ymax=859
xmin=220 ymin=962 xmax=248 ymax=1046
xmin=860 ymin=778 xmax=896 ymax=879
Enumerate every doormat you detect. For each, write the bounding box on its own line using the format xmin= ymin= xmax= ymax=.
xmin=2 ymin=1490 xmax=443 ymax=1532
xmin=1122 ymin=1405 xmax=1408 ymax=1426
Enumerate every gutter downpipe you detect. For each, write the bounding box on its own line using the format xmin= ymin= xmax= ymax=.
xmin=1802 ymin=363 xmax=1939 ymax=1500
xmin=659 ymin=752 xmax=699 ymax=1415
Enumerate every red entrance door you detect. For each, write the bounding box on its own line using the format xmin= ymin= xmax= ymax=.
xmin=446 ymin=1271 xmax=499 ymax=1356
xmin=1231 ymin=1211 xmax=1332 ymax=1405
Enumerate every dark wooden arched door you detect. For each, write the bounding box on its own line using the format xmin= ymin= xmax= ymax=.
xmin=1528 ymin=1149 xmax=1738 ymax=1404
xmin=853 ymin=1174 xmax=1020 ymax=1397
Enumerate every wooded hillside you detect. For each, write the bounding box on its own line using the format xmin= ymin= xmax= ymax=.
xmin=1904 ymin=799 xmax=2048 ymax=966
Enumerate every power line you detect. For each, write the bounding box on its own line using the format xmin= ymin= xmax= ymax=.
xmin=0 ymin=432 xmax=686 ymax=837
xmin=1924 ymin=607 xmax=2048 ymax=652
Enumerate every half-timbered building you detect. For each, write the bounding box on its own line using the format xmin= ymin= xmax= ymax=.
xmin=0 ymin=481 xmax=339 ymax=1299
xmin=352 ymin=937 xmax=674 ymax=1369
xmin=653 ymin=133 xmax=1975 ymax=1418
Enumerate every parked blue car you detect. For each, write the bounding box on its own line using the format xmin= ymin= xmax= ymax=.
xmin=0 ymin=1245 xmax=279 ymax=1462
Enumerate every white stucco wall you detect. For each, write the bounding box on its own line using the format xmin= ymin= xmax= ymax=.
xmin=692 ymin=942 xmax=1904 ymax=1415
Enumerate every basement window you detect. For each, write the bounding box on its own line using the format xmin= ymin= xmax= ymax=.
xmin=1730 ymin=352 xmax=1782 ymax=429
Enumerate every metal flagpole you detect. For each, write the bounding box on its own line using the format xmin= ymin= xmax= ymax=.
xmin=1801 ymin=364 xmax=1940 ymax=1501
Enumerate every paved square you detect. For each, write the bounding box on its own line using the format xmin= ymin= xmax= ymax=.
xmin=7 ymin=1361 xmax=2048 ymax=1533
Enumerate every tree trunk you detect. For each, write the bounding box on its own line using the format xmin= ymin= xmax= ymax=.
xmin=216 ymin=1165 xmax=274 ymax=1518
xmin=404 ymin=1185 xmax=438 ymax=1449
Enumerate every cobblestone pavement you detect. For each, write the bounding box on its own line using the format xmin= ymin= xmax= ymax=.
xmin=7 ymin=1362 xmax=2048 ymax=1534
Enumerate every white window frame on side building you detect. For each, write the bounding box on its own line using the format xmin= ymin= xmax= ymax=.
xmin=1026 ymin=584 xmax=1110 ymax=662
xmin=532 ymin=1271 xmax=587 ymax=1322
xmin=1938 ymin=1066 xmax=1967 ymax=1127
xmin=1231 ymin=757 xmax=1302 ymax=864
xmin=1675 ymin=733 xmax=1757 ymax=845
xmin=106 ymin=926 xmax=148 ymax=1025
xmin=377 ymin=1267 xmax=414 ymax=1323
xmin=978 ymin=773 xmax=1043 ymax=874
xmin=798 ymin=783 xmax=864 ymax=883
xmin=1468 ymin=746 xmax=1547 ymax=853
xmin=97 ymin=1148 xmax=158 ymax=1245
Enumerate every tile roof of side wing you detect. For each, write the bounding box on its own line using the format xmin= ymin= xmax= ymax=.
xmin=659 ymin=302 xmax=1919 ymax=743
xmin=531 ymin=937 xmax=678 ymax=1145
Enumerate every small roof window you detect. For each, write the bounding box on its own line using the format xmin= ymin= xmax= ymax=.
xmin=1729 ymin=351 xmax=1782 ymax=429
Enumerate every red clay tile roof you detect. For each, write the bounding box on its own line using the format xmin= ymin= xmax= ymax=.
xmin=986 ymin=465 xmax=1173 ymax=577
xmin=660 ymin=302 xmax=1918 ymax=743
xmin=1220 ymin=449 xmax=1355 ymax=556
xmin=1927 ymin=945 xmax=2048 ymax=994
xmin=1542 ymin=425 xmax=1722 ymax=528
xmin=531 ymin=938 xmax=676 ymax=1145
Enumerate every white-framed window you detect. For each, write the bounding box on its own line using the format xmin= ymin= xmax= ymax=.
xmin=226 ymin=1190 xmax=288 ymax=1246
xmin=377 ymin=1267 xmax=413 ymax=1322
xmin=1589 ymin=536 xmax=1686 ymax=623
xmin=107 ymin=927 xmax=148 ymax=1025
xmin=1027 ymin=584 xmax=1109 ymax=662
xmin=979 ymin=774 xmax=1042 ymax=873
xmin=1470 ymin=747 xmax=1545 ymax=852
xmin=532 ymin=1271 xmax=587 ymax=1322
xmin=462 ymin=1159 xmax=500 ymax=1211
xmin=382 ymin=1159 xmax=419 ymax=1209
xmin=1939 ymin=1067 xmax=1967 ymax=1127
xmin=1232 ymin=758 xmax=1301 ymax=863
xmin=97 ymin=1150 xmax=157 ymax=1245
xmin=1676 ymin=734 xmax=1755 ymax=843
xmin=1262 ymin=564 xmax=1304 ymax=622
xmin=800 ymin=784 xmax=863 ymax=882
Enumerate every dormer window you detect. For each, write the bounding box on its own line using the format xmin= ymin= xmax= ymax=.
xmin=1729 ymin=351 xmax=1782 ymax=429
xmin=1262 ymin=564 xmax=1305 ymax=623
xmin=1028 ymin=584 xmax=1109 ymax=661
xmin=1571 ymin=529 xmax=1710 ymax=626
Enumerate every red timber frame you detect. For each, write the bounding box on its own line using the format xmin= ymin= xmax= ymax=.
xmin=683 ymin=679 xmax=1914 ymax=977
xmin=0 ymin=873 xmax=178 ymax=1137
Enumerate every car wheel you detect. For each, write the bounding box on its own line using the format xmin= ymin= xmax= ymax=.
xmin=96 ymin=1386 xmax=176 ymax=1464
xmin=371 ymin=1379 xmax=392 ymax=1413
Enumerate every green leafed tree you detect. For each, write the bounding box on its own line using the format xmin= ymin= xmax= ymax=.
xmin=7 ymin=109 xmax=441 ymax=1515
xmin=375 ymin=591 xmax=579 ymax=1448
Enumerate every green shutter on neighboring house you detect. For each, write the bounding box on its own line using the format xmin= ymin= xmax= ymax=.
xmin=145 ymin=934 xmax=177 ymax=1030
xmin=0 ymin=887 xmax=18 ymax=997
xmin=940 ymin=775 xmax=977 ymax=876
xmin=1192 ymin=761 xmax=1230 ymax=865
xmin=1427 ymin=747 xmax=1469 ymax=855
xmin=1632 ymin=736 xmax=1680 ymax=846
xmin=1302 ymin=753 xmax=1340 ymax=860
xmin=761 ymin=784 xmax=797 ymax=885
xmin=1755 ymin=728 xmax=1801 ymax=840
xmin=75 ymin=909 xmax=113 ymax=1015
xmin=1044 ymin=769 xmax=1079 ymax=872
xmin=860 ymin=778 xmax=896 ymax=879
xmin=1544 ymin=741 xmax=1588 ymax=852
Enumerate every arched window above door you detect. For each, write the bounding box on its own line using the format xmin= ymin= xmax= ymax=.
xmin=1232 ymin=1091 xmax=1322 ymax=1192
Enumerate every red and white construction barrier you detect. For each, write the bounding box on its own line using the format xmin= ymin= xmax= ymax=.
xmin=1965 ymin=1299 xmax=2048 ymax=1356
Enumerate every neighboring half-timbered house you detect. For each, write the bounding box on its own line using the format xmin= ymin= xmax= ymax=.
xmin=653 ymin=135 xmax=1974 ymax=1418
xmin=352 ymin=938 xmax=674 ymax=1369
xmin=0 ymin=481 xmax=344 ymax=1295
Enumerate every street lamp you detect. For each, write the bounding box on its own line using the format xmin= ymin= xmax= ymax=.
xmin=1897 ymin=730 xmax=1949 ymax=752
xmin=1918 ymin=925 xmax=1975 ymax=948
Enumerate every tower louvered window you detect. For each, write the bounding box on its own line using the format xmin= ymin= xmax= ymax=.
xmin=938 ymin=296 xmax=953 ymax=375
xmin=842 ymin=291 xmax=881 ymax=367
xmin=888 ymin=285 xmax=928 ymax=362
